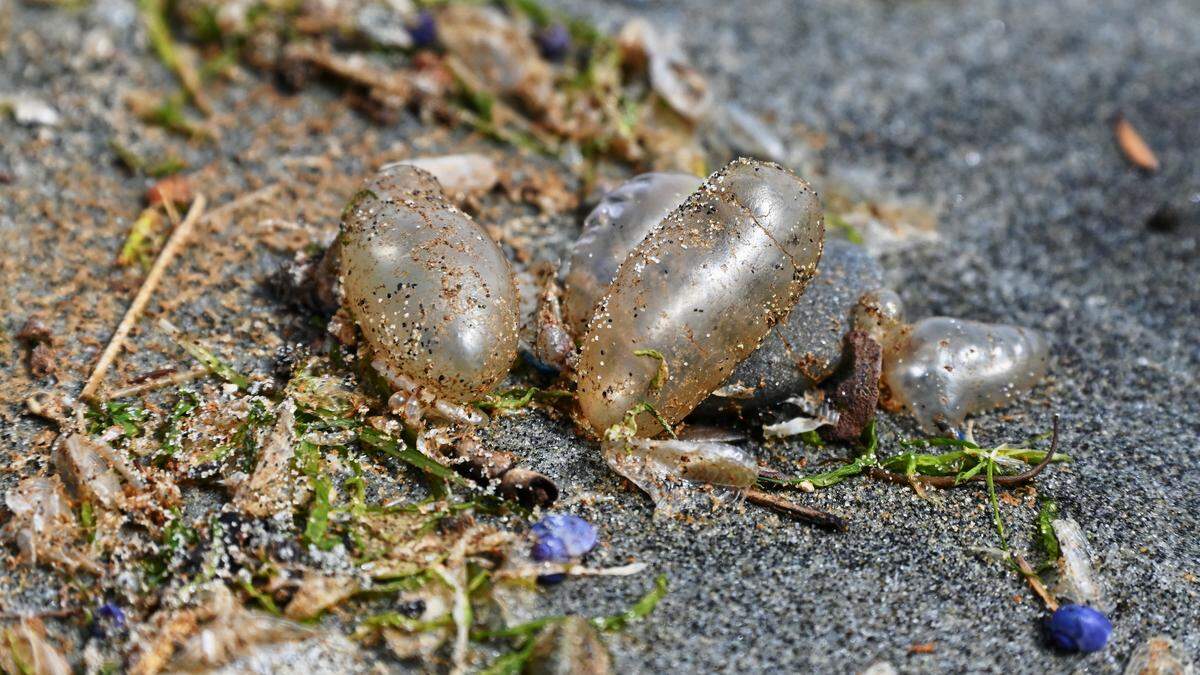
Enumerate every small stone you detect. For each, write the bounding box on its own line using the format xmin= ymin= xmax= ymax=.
xmin=1145 ymin=205 xmax=1180 ymax=233
xmin=6 ymin=96 xmax=61 ymax=127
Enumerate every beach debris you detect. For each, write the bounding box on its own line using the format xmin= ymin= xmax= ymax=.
xmin=574 ymin=159 xmax=824 ymax=436
xmin=602 ymin=405 xmax=759 ymax=516
xmin=0 ymin=618 xmax=71 ymax=675
xmin=55 ymin=433 xmax=147 ymax=509
xmin=530 ymin=514 xmax=598 ymax=563
xmin=857 ymin=290 xmax=1050 ymax=432
xmin=131 ymin=584 xmax=314 ymax=674
xmin=617 ymin=18 xmax=713 ymax=124
xmin=761 ymin=394 xmax=839 ymax=439
xmin=1046 ymin=604 xmax=1112 ymax=653
xmin=232 ymin=399 xmax=305 ymax=518
xmin=284 ymin=574 xmax=359 ymax=621
xmin=447 ymin=436 xmax=559 ymax=507
xmin=2 ymin=476 xmax=99 ymax=573
xmin=2 ymin=94 xmax=62 ymax=127
xmin=562 ymin=172 xmax=701 ymax=335
xmin=527 ymin=616 xmax=613 ymax=675
xmin=818 ymin=330 xmax=882 ymax=442
xmin=80 ymin=195 xmax=207 ymax=401
xmin=1114 ymin=114 xmax=1160 ymax=172
xmin=1123 ymin=636 xmax=1195 ymax=675
xmin=338 ymin=164 xmax=519 ymax=412
xmin=437 ymin=4 xmax=556 ymax=115
xmin=1051 ymin=517 xmax=1108 ymax=610
xmin=16 ymin=316 xmax=58 ymax=379
xmin=388 ymin=154 xmax=499 ymax=199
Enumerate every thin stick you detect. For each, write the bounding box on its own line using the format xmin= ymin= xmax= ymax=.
xmin=744 ymin=488 xmax=846 ymax=531
xmin=80 ymin=195 xmax=207 ymax=401
xmin=1012 ymin=552 xmax=1059 ymax=611
xmin=106 ymin=367 xmax=208 ymax=400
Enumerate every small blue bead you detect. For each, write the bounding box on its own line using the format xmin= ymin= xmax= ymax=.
xmin=1047 ymin=604 xmax=1112 ymax=653
xmin=531 ymin=534 xmax=569 ymax=563
xmin=532 ymin=514 xmax=597 ymax=558
xmin=408 ymin=11 xmax=437 ymax=49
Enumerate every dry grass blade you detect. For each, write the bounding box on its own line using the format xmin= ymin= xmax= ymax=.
xmin=80 ymin=195 xmax=208 ymax=402
xmin=1114 ymin=114 xmax=1160 ymax=172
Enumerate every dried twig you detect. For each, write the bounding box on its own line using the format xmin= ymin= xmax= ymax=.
xmin=744 ymin=488 xmax=846 ymax=530
xmin=106 ymin=367 xmax=208 ymax=400
xmin=80 ymin=195 xmax=207 ymax=401
xmin=1012 ymin=551 xmax=1059 ymax=611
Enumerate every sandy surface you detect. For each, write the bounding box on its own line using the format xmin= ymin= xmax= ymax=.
xmin=2 ymin=0 xmax=1198 ymax=672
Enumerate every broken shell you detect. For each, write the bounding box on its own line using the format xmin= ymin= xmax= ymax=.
xmin=562 ymin=172 xmax=702 ymax=335
xmin=880 ymin=317 xmax=1049 ymax=432
xmin=498 ymin=469 xmax=559 ymax=509
xmin=436 ymin=5 xmax=554 ymax=113
xmin=574 ymin=158 xmax=823 ymax=436
xmin=386 ymin=154 xmax=499 ymax=199
xmin=617 ymin=18 xmax=712 ymax=123
xmin=339 ymin=164 xmax=519 ymax=401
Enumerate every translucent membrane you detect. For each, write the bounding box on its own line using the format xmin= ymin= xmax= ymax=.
xmin=339 ymin=165 xmax=519 ymax=400
xmin=881 ymin=316 xmax=1049 ymax=431
xmin=562 ymin=172 xmax=702 ymax=335
xmin=574 ymin=158 xmax=824 ymax=436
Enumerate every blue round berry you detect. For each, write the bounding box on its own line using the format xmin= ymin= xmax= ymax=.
xmin=535 ymin=24 xmax=571 ymax=61
xmin=531 ymin=533 xmax=569 ymax=563
xmin=532 ymin=514 xmax=597 ymax=558
xmin=1047 ymin=604 xmax=1112 ymax=653
xmin=408 ymin=11 xmax=437 ymax=49
xmin=536 ymin=572 xmax=567 ymax=585
xmin=91 ymin=602 xmax=126 ymax=638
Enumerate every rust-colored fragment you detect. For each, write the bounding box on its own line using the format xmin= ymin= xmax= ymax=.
xmin=1114 ymin=114 xmax=1160 ymax=172
xmin=146 ymin=173 xmax=193 ymax=206
xmin=820 ymin=330 xmax=881 ymax=443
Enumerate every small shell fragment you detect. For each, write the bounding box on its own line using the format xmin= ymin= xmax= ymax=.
xmin=1123 ymin=636 xmax=1195 ymax=675
xmin=618 ymin=18 xmax=713 ymax=123
xmin=386 ymin=154 xmax=499 ymax=198
xmin=1051 ymin=518 xmax=1109 ymax=611
xmin=527 ymin=616 xmax=613 ymax=675
xmin=436 ymin=5 xmax=554 ymax=113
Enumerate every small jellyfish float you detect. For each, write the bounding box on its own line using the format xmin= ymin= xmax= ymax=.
xmin=852 ymin=289 xmax=1050 ymax=433
xmin=572 ymin=158 xmax=825 ymax=437
xmin=339 ymin=163 xmax=520 ymax=424
xmin=336 ymin=163 xmax=559 ymax=505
